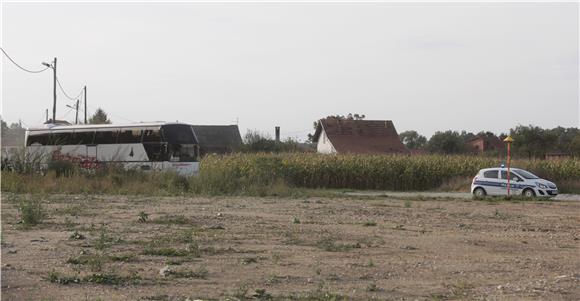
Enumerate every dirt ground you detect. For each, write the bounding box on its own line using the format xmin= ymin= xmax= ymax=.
xmin=1 ymin=193 xmax=579 ymax=301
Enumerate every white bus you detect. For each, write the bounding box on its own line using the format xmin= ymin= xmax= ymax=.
xmin=25 ymin=122 xmax=200 ymax=175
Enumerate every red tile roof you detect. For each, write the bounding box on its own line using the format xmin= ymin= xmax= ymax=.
xmin=313 ymin=118 xmax=410 ymax=154
xmin=466 ymin=135 xmax=505 ymax=152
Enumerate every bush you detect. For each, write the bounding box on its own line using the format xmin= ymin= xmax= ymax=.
xmin=48 ymin=160 xmax=76 ymax=177
xmin=19 ymin=198 xmax=46 ymax=226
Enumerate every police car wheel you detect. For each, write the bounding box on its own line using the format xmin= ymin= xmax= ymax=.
xmin=473 ymin=188 xmax=486 ymax=197
xmin=523 ymin=189 xmax=535 ymax=198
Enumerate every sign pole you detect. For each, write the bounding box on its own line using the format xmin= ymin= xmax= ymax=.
xmin=503 ymin=136 xmax=514 ymax=196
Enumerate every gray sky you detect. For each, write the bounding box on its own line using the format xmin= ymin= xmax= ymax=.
xmin=2 ymin=2 xmax=578 ymax=140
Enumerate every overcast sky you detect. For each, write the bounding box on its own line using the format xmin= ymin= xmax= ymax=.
xmin=1 ymin=2 xmax=578 ymax=140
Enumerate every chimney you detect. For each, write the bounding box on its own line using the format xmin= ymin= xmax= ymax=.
xmin=275 ymin=126 xmax=280 ymax=142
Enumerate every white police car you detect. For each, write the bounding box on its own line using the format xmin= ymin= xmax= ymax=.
xmin=471 ymin=167 xmax=558 ymax=198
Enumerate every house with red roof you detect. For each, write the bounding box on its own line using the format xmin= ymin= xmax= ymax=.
xmin=466 ymin=135 xmax=505 ymax=153
xmin=311 ymin=117 xmax=410 ymax=155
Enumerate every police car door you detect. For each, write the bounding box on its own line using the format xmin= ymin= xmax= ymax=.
xmin=500 ymin=170 xmax=523 ymax=196
xmin=482 ymin=169 xmax=501 ymax=195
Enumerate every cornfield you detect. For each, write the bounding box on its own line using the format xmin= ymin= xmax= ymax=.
xmin=200 ymin=153 xmax=580 ymax=191
xmin=3 ymin=153 xmax=579 ymax=195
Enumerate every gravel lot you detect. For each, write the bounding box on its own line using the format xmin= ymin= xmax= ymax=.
xmin=2 ymin=193 xmax=579 ymax=300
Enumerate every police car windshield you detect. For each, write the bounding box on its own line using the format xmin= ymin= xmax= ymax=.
xmin=513 ymin=169 xmax=539 ymax=179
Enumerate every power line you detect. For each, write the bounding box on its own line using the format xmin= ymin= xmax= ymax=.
xmin=59 ymin=107 xmax=74 ymax=120
xmin=56 ymin=77 xmax=83 ymax=101
xmin=0 ymin=47 xmax=50 ymax=74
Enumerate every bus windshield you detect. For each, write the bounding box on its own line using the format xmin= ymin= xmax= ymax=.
xmin=161 ymin=124 xmax=198 ymax=162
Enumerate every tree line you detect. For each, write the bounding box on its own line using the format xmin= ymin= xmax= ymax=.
xmin=400 ymin=125 xmax=580 ymax=158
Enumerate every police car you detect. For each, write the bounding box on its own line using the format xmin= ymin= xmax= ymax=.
xmin=471 ymin=167 xmax=558 ymax=198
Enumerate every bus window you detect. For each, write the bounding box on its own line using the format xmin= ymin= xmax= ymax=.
xmin=162 ymin=125 xmax=196 ymax=144
xmin=27 ymin=133 xmax=51 ymax=146
xmin=118 ymin=129 xmax=142 ymax=143
xmin=51 ymin=132 xmax=73 ymax=145
xmin=143 ymin=143 xmax=167 ymax=161
xmin=71 ymin=132 xmax=95 ymax=144
xmin=94 ymin=131 xmax=118 ymax=144
xmin=142 ymin=129 xmax=162 ymax=143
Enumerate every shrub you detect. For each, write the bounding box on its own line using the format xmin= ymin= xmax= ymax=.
xmin=19 ymin=198 xmax=46 ymax=226
xmin=48 ymin=160 xmax=77 ymax=177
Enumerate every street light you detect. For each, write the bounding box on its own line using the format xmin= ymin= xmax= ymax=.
xmin=42 ymin=58 xmax=57 ymax=122
xmin=503 ymin=135 xmax=514 ymax=196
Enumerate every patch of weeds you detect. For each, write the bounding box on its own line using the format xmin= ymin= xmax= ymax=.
xmin=367 ymin=259 xmax=375 ymax=267
xmin=176 ymin=228 xmax=197 ymax=244
xmin=165 ymin=259 xmax=183 ymax=265
xmin=19 ymin=198 xmax=46 ymax=227
xmin=315 ymin=238 xmax=357 ymax=252
xmin=429 ymin=294 xmax=448 ymax=301
xmin=327 ymin=273 xmax=340 ymax=281
xmin=169 ymin=266 xmax=208 ymax=279
xmin=401 ymin=245 xmax=418 ymax=250
xmin=143 ymin=247 xmax=187 ymax=257
xmin=282 ymin=231 xmax=305 ymax=245
xmin=271 ymin=252 xmax=282 ymax=264
xmin=241 ymin=257 xmax=258 ymax=265
xmin=283 ymin=291 xmax=350 ymax=301
xmin=138 ymin=211 xmax=149 ymax=223
xmin=59 ymin=204 xmax=87 ymax=217
xmin=448 ymin=281 xmax=475 ymax=296
xmin=265 ymin=275 xmax=280 ymax=286
xmin=109 ymin=254 xmax=138 ymax=263
xmin=253 ymin=288 xmax=272 ymax=300
xmin=404 ymin=200 xmax=412 ymax=208
xmin=362 ymin=221 xmax=377 ymax=227
xmin=493 ymin=208 xmax=508 ymax=219
xmin=143 ymin=243 xmax=200 ymax=258
xmin=151 ymin=215 xmax=192 ymax=225
xmin=366 ymin=282 xmax=379 ymax=292
xmin=393 ymin=224 xmax=405 ymax=230
xmin=139 ymin=296 xmax=193 ymax=301
xmin=69 ymin=231 xmax=86 ymax=240
xmin=66 ymin=254 xmax=106 ymax=272
xmin=62 ymin=217 xmax=77 ymax=230
xmin=84 ymin=273 xmax=141 ymax=285
xmin=232 ymin=283 xmax=249 ymax=300
xmin=47 ymin=270 xmax=80 ymax=285
xmin=93 ymin=225 xmax=116 ymax=250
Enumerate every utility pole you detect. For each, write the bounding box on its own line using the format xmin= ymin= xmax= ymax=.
xmin=52 ymin=58 xmax=57 ymax=122
xmin=42 ymin=58 xmax=57 ymax=122
xmin=75 ymin=99 xmax=79 ymax=124
xmin=45 ymin=109 xmax=48 ymax=122
xmin=84 ymin=86 xmax=87 ymax=124
xmin=66 ymin=100 xmax=80 ymax=124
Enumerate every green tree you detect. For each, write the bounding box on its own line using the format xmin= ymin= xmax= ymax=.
xmin=399 ymin=130 xmax=427 ymax=150
xmin=88 ymin=108 xmax=111 ymax=124
xmin=307 ymin=113 xmax=366 ymax=142
xmin=427 ymin=130 xmax=466 ymax=154
xmin=569 ymin=135 xmax=580 ymax=157
xmin=242 ymin=130 xmax=300 ymax=153
xmin=510 ymin=125 xmax=551 ymax=159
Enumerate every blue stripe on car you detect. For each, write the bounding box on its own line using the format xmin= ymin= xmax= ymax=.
xmin=473 ymin=180 xmax=535 ymax=190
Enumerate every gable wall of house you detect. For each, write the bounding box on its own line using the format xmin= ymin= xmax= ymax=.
xmin=316 ymin=129 xmax=336 ymax=154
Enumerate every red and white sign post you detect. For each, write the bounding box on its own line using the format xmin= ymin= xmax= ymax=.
xmin=503 ymin=135 xmax=514 ymax=196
